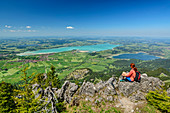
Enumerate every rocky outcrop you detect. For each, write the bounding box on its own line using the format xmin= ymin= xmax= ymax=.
xmin=118 ymin=82 xmax=140 ymax=97
xmin=140 ymin=77 xmax=164 ymax=92
xmin=118 ymin=76 xmax=164 ymax=102
xmin=77 ymin=77 xmax=117 ymax=103
xmin=79 ymin=81 xmax=96 ymax=96
xmin=32 ymin=75 xmax=165 ymax=106
xmin=68 ymin=68 xmax=91 ymax=79
xmin=97 ymin=77 xmax=117 ymax=98
xmin=32 ymin=83 xmax=43 ymax=98
xmin=30 ymin=70 xmax=169 ymax=113
xmin=56 ymin=81 xmax=78 ymax=103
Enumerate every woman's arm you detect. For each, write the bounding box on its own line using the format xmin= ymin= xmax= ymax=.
xmin=124 ymin=70 xmax=133 ymax=77
xmin=122 ymin=72 xmax=126 ymax=76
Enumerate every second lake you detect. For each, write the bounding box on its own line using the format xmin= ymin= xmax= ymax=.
xmin=113 ymin=53 xmax=160 ymax=60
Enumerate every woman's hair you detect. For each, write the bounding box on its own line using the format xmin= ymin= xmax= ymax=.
xmin=130 ymin=63 xmax=137 ymax=72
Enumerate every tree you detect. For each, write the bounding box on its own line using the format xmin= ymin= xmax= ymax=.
xmin=14 ymin=67 xmax=41 ymax=113
xmin=0 ymin=81 xmax=16 ymax=113
xmin=14 ymin=66 xmax=64 ymax=113
xmin=45 ymin=65 xmax=61 ymax=88
xmin=30 ymin=65 xmax=64 ymax=112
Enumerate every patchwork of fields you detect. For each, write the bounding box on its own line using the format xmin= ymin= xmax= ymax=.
xmin=0 ymin=50 xmax=115 ymax=83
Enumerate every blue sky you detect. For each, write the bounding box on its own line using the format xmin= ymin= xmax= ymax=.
xmin=0 ymin=0 xmax=170 ymax=37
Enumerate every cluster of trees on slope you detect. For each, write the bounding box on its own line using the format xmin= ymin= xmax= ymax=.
xmin=0 ymin=66 xmax=65 ymax=113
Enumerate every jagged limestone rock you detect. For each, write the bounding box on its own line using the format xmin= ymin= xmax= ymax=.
xmin=129 ymin=91 xmax=145 ymax=102
xmin=96 ymin=77 xmax=116 ymax=96
xmin=85 ymin=96 xmax=94 ymax=102
xmin=118 ymin=82 xmax=140 ymax=97
xmin=64 ymin=82 xmax=79 ymax=103
xmin=32 ymin=83 xmax=41 ymax=94
xmin=95 ymin=81 xmax=106 ymax=92
xmin=69 ymin=83 xmax=79 ymax=97
xmin=32 ymin=74 xmax=166 ymax=109
xmin=106 ymin=96 xmax=114 ymax=102
xmin=57 ymin=81 xmax=70 ymax=101
xmin=140 ymin=77 xmax=164 ymax=93
xmin=118 ymin=76 xmax=164 ymax=102
xmin=32 ymin=83 xmax=43 ymax=98
xmin=79 ymin=81 xmax=96 ymax=96
xmin=71 ymin=97 xmax=80 ymax=106
xmin=95 ymin=97 xmax=103 ymax=104
xmin=105 ymin=77 xmax=115 ymax=85
xmin=56 ymin=81 xmax=79 ymax=103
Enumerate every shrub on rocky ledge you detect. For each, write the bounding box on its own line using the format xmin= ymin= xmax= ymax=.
xmin=146 ymin=88 xmax=170 ymax=112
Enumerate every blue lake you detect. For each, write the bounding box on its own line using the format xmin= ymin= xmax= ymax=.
xmin=113 ymin=53 xmax=160 ymax=60
xmin=18 ymin=43 xmax=119 ymax=56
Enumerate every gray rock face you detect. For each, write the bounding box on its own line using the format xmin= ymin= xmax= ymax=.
xmin=105 ymin=77 xmax=115 ymax=85
xmin=32 ymin=83 xmax=41 ymax=94
xmin=129 ymin=91 xmax=145 ymax=102
xmin=95 ymin=81 xmax=106 ymax=92
xmin=167 ymin=88 xmax=170 ymax=97
xmin=96 ymin=77 xmax=117 ymax=95
xmin=79 ymin=81 xmax=96 ymax=96
xmin=32 ymin=83 xmax=43 ymax=98
xmin=106 ymin=96 xmax=114 ymax=102
xmin=77 ymin=77 xmax=116 ymax=103
xmin=140 ymin=77 xmax=164 ymax=93
xmin=56 ymin=81 xmax=79 ymax=103
xmin=118 ymin=76 xmax=164 ymax=99
xmin=95 ymin=97 xmax=103 ymax=104
xmin=118 ymin=82 xmax=140 ymax=97
xmin=95 ymin=77 xmax=116 ymax=102
xmin=69 ymin=83 xmax=79 ymax=97
xmin=71 ymin=97 xmax=80 ymax=106
xmin=57 ymin=81 xmax=70 ymax=101
xmin=85 ymin=96 xmax=94 ymax=102
xmin=99 ymin=83 xmax=117 ymax=96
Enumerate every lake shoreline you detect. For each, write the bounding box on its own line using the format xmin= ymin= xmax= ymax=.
xmin=17 ymin=43 xmax=119 ymax=56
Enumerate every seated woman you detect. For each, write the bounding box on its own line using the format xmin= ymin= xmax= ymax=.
xmin=120 ymin=63 xmax=137 ymax=82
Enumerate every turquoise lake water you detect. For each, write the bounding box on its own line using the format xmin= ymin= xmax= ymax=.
xmin=113 ymin=53 xmax=160 ymax=60
xmin=19 ymin=43 xmax=119 ymax=56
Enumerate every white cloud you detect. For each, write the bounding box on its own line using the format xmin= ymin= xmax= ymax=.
xmin=5 ymin=25 xmax=12 ymax=28
xmin=66 ymin=26 xmax=74 ymax=29
xmin=7 ymin=26 xmax=12 ymax=28
xmin=26 ymin=26 xmax=31 ymax=29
